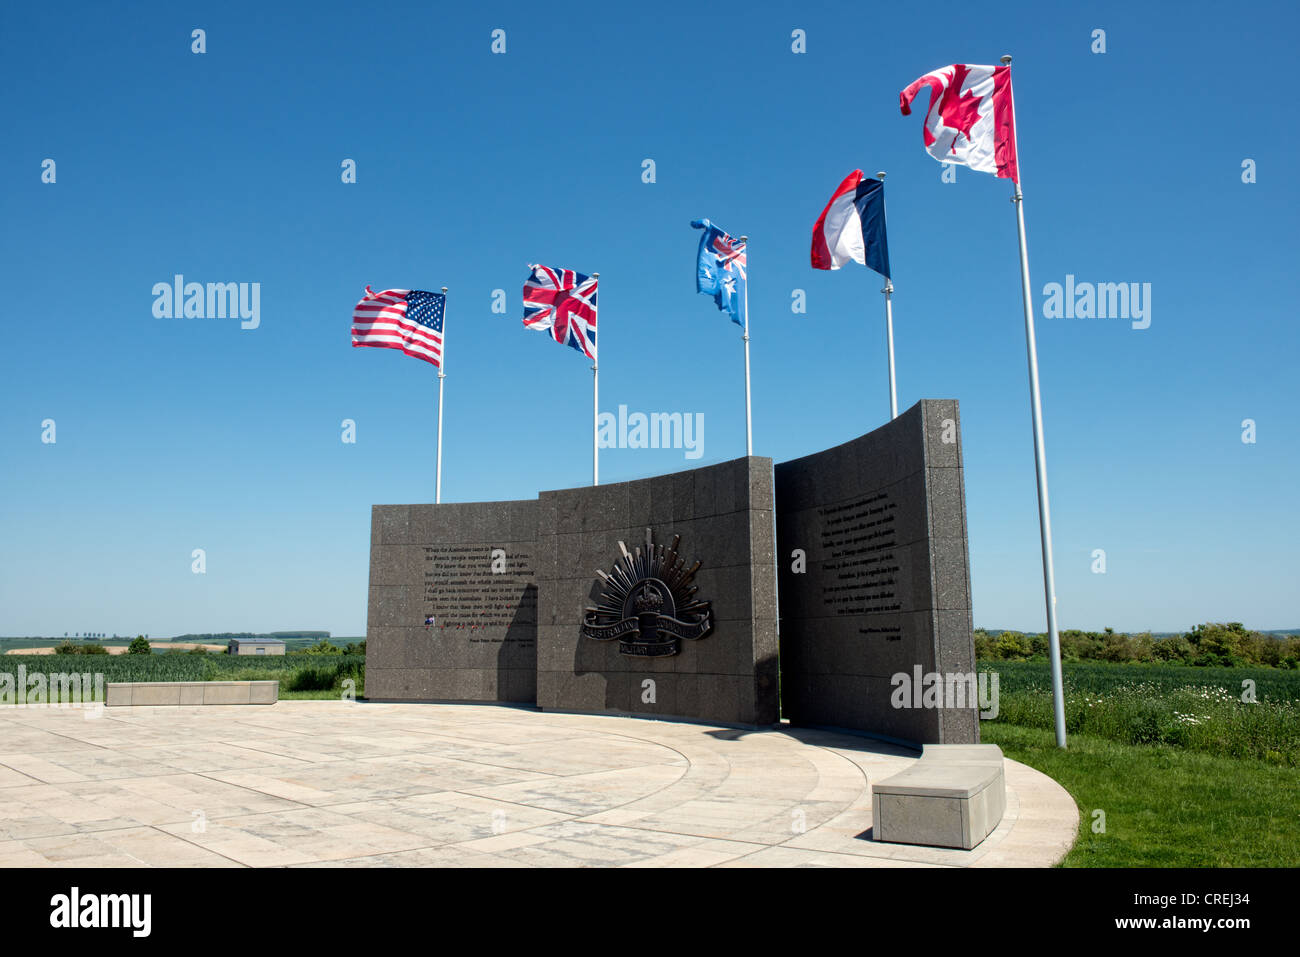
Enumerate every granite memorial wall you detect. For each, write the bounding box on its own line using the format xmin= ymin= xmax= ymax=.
xmin=365 ymin=398 xmax=977 ymax=743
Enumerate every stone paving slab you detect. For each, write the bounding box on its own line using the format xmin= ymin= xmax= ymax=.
xmin=0 ymin=701 xmax=1078 ymax=867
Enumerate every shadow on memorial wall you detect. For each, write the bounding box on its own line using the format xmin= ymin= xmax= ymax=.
xmin=572 ymin=578 xmax=622 ymax=709
xmin=495 ymin=582 xmax=537 ymax=703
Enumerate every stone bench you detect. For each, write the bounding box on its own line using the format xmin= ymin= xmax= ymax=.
xmin=872 ymin=743 xmax=1006 ymax=850
xmin=105 ymin=681 xmax=279 ymax=707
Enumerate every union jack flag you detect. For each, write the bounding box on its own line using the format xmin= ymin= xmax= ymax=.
xmin=522 ymin=264 xmax=597 ymax=361
xmin=711 ymin=232 xmax=747 ymax=277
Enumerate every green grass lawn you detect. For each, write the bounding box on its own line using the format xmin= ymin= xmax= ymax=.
xmin=983 ymin=723 xmax=1299 ymax=867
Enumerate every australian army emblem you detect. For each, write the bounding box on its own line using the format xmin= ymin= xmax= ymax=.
xmin=581 ymin=529 xmax=713 ymax=657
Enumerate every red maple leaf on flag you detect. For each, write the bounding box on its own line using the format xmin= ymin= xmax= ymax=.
xmin=937 ymin=64 xmax=984 ymax=147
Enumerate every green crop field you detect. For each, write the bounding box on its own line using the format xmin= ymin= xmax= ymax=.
xmin=0 ymin=654 xmax=365 ymax=700
xmin=979 ymin=660 xmax=1299 ymax=765
xmin=982 ymin=659 xmax=1300 ymax=699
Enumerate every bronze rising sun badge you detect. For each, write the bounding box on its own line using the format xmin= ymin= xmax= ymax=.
xmin=581 ymin=528 xmax=713 ymax=657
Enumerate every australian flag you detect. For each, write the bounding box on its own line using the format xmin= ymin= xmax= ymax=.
xmin=690 ymin=219 xmax=747 ymax=326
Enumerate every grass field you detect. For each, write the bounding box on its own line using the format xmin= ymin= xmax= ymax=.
xmin=979 ymin=659 xmax=1299 ymax=866
xmin=984 ymin=724 xmax=1299 ymax=867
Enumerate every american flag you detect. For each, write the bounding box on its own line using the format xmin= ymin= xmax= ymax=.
xmin=522 ymin=265 xmax=597 ymax=361
xmin=351 ymin=286 xmax=444 ymax=367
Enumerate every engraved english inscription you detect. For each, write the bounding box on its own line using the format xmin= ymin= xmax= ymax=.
xmin=423 ymin=544 xmax=536 ymax=646
xmin=819 ymin=491 xmax=902 ymax=641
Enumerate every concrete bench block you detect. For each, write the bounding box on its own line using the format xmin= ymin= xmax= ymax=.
xmin=130 ymin=684 xmax=183 ymax=706
xmin=915 ymin=743 xmax=1003 ymax=826
xmin=248 ymin=681 xmax=279 ymax=704
xmin=872 ymin=751 xmax=1006 ymax=850
xmin=202 ymin=682 xmax=253 ymax=705
xmin=921 ymin=744 xmax=1006 ymax=826
xmin=105 ymin=681 xmax=279 ymax=707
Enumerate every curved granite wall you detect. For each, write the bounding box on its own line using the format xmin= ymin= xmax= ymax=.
xmin=365 ymin=398 xmax=976 ymax=742
xmin=535 ymin=456 xmax=778 ymax=726
xmin=365 ymin=457 xmax=779 ymax=727
xmin=774 ymin=399 xmax=978 ymax=744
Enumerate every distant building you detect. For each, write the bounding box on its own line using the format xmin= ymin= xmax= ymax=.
xmin=228 ymin=638 xmax=286 ymax=656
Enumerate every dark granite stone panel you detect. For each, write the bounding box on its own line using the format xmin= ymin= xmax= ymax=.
xmin=774 ymin=399 xmax=978 ymax=745
xmin=535 ymin=456 xmax=779 ymax=726
xmin=365 ymin=500 xmax=538 ymax=703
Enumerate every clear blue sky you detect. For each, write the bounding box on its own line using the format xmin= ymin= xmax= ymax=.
xmin=2 ymin=0 xmax=1296 ymax=638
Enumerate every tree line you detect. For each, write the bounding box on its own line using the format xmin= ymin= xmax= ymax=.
xmin=171 ymin=631 xmax=330 ymax=642
xmin=974 ymin=622 xmax=1300 ymax=668
xmin=47 ymin=636 xmax=365 ymax=656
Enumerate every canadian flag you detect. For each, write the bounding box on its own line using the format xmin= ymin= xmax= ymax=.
xmin=900 ymin=63 xmax=1018 ymax=183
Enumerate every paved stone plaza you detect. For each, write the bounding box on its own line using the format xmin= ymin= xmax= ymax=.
xmin=0 ymin=702 xmax=1076 ymax=867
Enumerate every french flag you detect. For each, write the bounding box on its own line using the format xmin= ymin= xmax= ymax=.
xmin=810 ymin=170 xmax=891 ymax=277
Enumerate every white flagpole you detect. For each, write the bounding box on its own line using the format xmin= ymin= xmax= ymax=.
xmin=740 ymin=236 xmax=753 ymax=455
xmin=592 ymin=272 xmax=599 ymax=487
xmin=435 ymin=286 xmax=448 ymax=504
xmin=883 ymin=281 xmax=897 ymax=419
xmin=1003 ymin=54 xmax=1066 ymax=748
xmin=877 ymin=172 xmax=898 ymax=420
